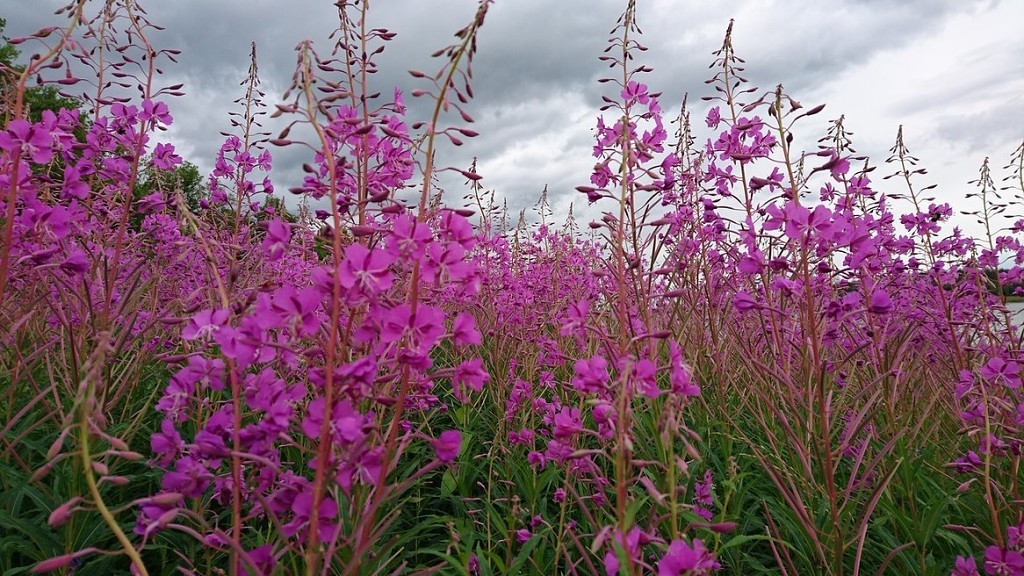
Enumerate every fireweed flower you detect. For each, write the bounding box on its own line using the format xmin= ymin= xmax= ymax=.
xmin=451 ymin=312 xmax=482 ymax=346
xmin=669 ymin=341 xmax=699 ymax=397
xmin=603 ymin=527 xmax=650 ymax=576
xmin=269 ymin=285 xmax=321 ymax=337
xmin=214 ymin=321 xmax=274 ymax=370
xmin=60 ymin=164 xmax=90 ymax=200
xmin=59 ymin=249 xmax=89 ymax=277
xmin=377 ymin=303 xmax=445 ymax=352
xmin=161 ymin=456 xmax=213 ymax=499
xmin=386 ymin=214 xmax=432 ymax=261
xmin=0 ymin=118 xmax=54 ymax=164
xmin=339 ymin=243 xmax=396 ymax=298
xmin=621 ymin=80 xmax=651 ymax=105
xmin=632 ymin=357 xmax=660 ymax=398
xmin=109 ymin=102 xmax=140 ymax=134
xmin=181 ymin=309 xmax=230 ymax=341
xmin=658 ymin=538 xmax=720 ymax=576
xmin=432 ymin=430 xmax=462 ymax=463
xmin=559 ymin=299 xmax=590 ymax=337
xmin=527 ymin=450 xmax=546 ymax=468
xmin=983 ymin=546 xmax=1024 ymax=576
xmin=301 ymin=397 xmax=367 ymax=445
xmin=544 ymin=439 xmax=573 ymax=464
xmin=453 ymin=357 xmax=489 ymax=400
xmin=262 ymin=218 xmax=291 ymax=262
xmin=140 ymin=99 xmax=173 ymax=127
xmin=282 ymin=492 xmax=338 ymax=541
xmin=152 ymin=142 xmax=182 ymax=170
xmin=693 ymin=469 xmax=715 ymax=521
xmin=241 ymin=545 xmax=276 ymax=576
xmin=151 ymin=419 xmax=184 ymax=466
xmin=1008 ymin=522 xmax=1024 ymax=549
xmin=867 ymin=289 xmax=893 ymax=315
xmin=571 ymin=355 xmax=609 ymax=393
xmin=706 ymin=106 xmax=722 ymax=129
xmin=136 ymin=191 xmax=167 ymax=214
xmin=592 ymin=402 xmax=616 ymax=440
xmin=979 ymin=356 xmax=1022 ymax=389
xmin=733 ymin=290 xmax=758 ymax=312
xmin=552 ymin=406 xmax=584 ymax=441
xmin=953 ymin=451 xmax=983 ymax=474
xmin=952 ymin=555 xmax=979 ymax=576
xmin=422 ymin=241 xmax=473 ymax=283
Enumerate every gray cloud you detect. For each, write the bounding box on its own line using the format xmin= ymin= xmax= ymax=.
xmin=5 ymin=0 xmax=1021 ymax=235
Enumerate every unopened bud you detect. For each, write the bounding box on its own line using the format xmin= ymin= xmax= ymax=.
xmin=30 ymin=463 xmax=53 ymax=482
xmin=706 ymin=521 xmax=738 ymax=533
xmin=46 ymin=430 xmax=68 ymax=460
xmin=48 ymin=497 xmax=83 ymax=527
xmin=32 ymin=548 xmax=99 ymax=573
xmin=145 ymin=492 xmax=184 ymax=506
xmin=107 ymin=437 xmax=129 ymax=451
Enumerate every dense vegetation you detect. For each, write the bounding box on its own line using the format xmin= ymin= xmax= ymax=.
xmin=1 ymin=1 xmax=1022 ymax=575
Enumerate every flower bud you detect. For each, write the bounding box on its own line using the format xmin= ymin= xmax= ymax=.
xmin=48 ymin=497 xmax=82 ymax=527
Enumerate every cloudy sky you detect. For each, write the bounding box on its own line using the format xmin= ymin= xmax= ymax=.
xmin=6 ymin=0 xmax=1023 ymax=237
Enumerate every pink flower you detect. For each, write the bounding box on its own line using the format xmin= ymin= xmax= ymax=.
xmin=560 ymin=299 xmax=590 ymax=337
xmin=136 ymin=191 xmax=166 ymax=214
xmin=658 ymin=539 xmax=719 ymax=576
xmin=386 ymin=214 xmax=432 ymax=260
xmin=621 ymin=80 xmax=650 ymax=105
xmin=952 ymin=555 xmax=980 ymax=576
xmin=152 ymin=142 xmax=181 ymax=170
xmin=0 ymin=119 xmax=54 ymax=164
xmin=867 ymin=289 xmax=892 ymax=315
xmin=669 ymin=341 xmax=700 ymax=397
xmin=282 ymin=492 xmax=337 ymax=541
xmin=61 ymin=164 xmax=90 ymax=199
xmin=241 ymin=544 xmax=276 ymax=576
xmin=571 ymin=355 xmax=609 ymax=393
xmin=262 ymin=218 xmax=291 ymax=262
xmin=379 ymin=303 xmax=445 ymax=352
xmin=633 ymin=358 xmax=660 ymax=399
xmin=733 ymin=291 xmax=758 ymax=312
xmin=151 ymin=419 xmax=183 ymax=465
xmin=694 ymin=469 xmax=715 ymax=521
xmin=552 ymin=406 xmax=584 ymax=441
xmin=181 ymin=309 xmax=230 ymax=340
xmin=59 ymin=249 xmax=89 ymax=276
xmin=454 ymin=357 xmax=489 ymax=396
xmin=140 ymin=99 xmax=173 ymax=126
xmin=706 ymin=106 xmax=721 ymax=129
xmin=983 ymin=546 xmax=1024 ymax=576
xmin=339 ymin=243 xmax=395 ymax=297
xmin=979 ymin=356 xmax=1021 ymax=389
xmin=270 ymin=286 xmax=321 ymax=337
xmin=432 ymin=430 xmax=462 ymax=463
xmin=301 ymin=397 xmax=366 ymax=445
xmin=452 ymin=312 xmax=482 ymax=346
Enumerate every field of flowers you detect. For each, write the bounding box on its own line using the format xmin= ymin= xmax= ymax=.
xmin=1 ymin=1 xmax=1023 ymax=575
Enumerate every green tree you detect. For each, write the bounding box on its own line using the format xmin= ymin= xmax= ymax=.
xmin=135 ymin=158 xmax=205 ymax=214
xmin=0 ymin=17 xmax=84 ymax=124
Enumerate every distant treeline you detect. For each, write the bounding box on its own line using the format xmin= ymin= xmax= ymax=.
xmin=983 ymin=268 xmax=1024 ymax=297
